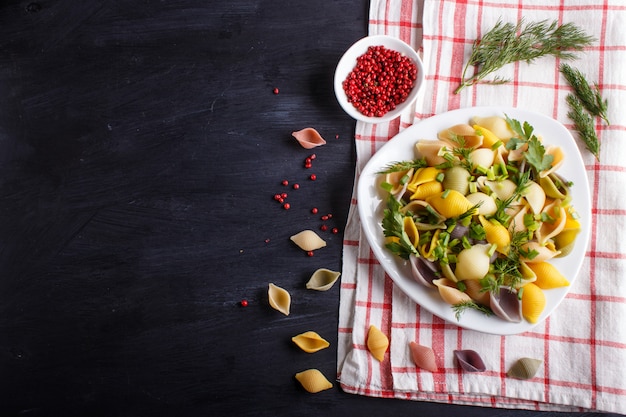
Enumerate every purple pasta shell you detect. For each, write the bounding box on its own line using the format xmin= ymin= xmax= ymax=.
xmin=454 ymin=349 xmax=487 ymax=372
xmin=489 ymin=286 xmax=523 ymax=323
xmin=409 ymin=254 xmax=438 ymax=288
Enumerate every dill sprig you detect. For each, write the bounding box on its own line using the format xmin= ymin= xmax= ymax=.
xmin=452 ymin=301 xmax=493 ymax=321
xmin=455 ymin=19 xmax=595 ymax=94
xmin=377 ymin=159 xmax=426 ymax=174
xmin=560 ymin=63 xmax=609 ymax=125
xmin=566 ymin=94 xmax=600 ymax=160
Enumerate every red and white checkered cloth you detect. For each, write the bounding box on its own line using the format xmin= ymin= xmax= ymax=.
xmin=337 ymin=0 xmax=626 ymax=413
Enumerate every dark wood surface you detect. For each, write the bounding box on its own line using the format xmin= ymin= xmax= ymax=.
xmin=0 ymin=1 xmax=618 ymax=416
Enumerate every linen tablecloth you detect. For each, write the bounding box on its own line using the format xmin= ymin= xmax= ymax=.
xmin=337 ymin=0 xmax=626 ymax=413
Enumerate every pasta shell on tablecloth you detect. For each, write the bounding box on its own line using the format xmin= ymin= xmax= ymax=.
xmin=454 ymin=349 xmax=487 ymax=372
xmin=294 ymin=369 xmax=333 ymax=393
xmin=409 ymin=342 xmax=438 ymax=372
xmin=290 ymin=230 xmax=327 ymax=251
xmin=507 ymin=358 xmax=543 ymax=380
xmin=520 ymin=282 xmax=546 ymax=323
xmin=305 ymin=268 xmax=341 ymax=291
xmin=292 ymin=127 xmax=326 ymax=149
xmin=366 ymin=325 xmax=389 ymax=362
xmin=292 ymin=331 xmax=330 ymax=353
xmin=268 ymin=283 xmax=291 ymax=316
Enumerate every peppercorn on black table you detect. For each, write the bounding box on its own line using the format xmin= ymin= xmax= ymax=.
xmin=0 ymin=1 xmax=618 ymax=417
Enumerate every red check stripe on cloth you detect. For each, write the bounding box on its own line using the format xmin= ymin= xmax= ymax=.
xmin=337 ymin=0 xmax=626 ymax=414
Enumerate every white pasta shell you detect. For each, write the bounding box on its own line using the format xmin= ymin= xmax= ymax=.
xmin=268 ymin=283 xmax=291 ymax=315
xmin=433 ymin=278 xmax=472 ymax=305
xmin=415 ymin=140 xmax=449 ymax=166
xmin=454 ymin=244 xmax=491 ymax=281
xmin=521 ymin=180 xmax=546 ymax=214
xmin=295 ymin=369 xmax=333 ymax=393
xmin=470 ymin=115 xmax=515 ymax=140
xmin=469 ymin=148 xmax=496 ymax=169
xmin=306 ymin=268 xmax=341 ymax=291
xmin=290 ymin=230 xmax=327 ymax=251
xmin=466 ymin=192 xmax=498 ymax=216
xmin=480 ymin=178 xmax=517 ymax=201
xmin=539 ymin=145 xmax=565 ymax=178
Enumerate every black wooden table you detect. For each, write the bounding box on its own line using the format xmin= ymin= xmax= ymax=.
xmin=0 ymin=1 xmax=618 ymax=416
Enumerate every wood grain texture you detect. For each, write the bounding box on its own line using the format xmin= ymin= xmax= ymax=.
xmin=0 ymin=1 xmax=617 ymax=416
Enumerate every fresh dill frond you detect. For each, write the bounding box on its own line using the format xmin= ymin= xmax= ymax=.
xmin=455 ymin=19 xmax=595 ymax=94
xmin=377 ymin=159 xmax=427 ymax=174
xmin=452 ymin=301 xmax=494 ymax=321
xmin=566 ymin=94 xmax=600 ymax=160
xmin=560 ymin=63 xmax=609 ymax=125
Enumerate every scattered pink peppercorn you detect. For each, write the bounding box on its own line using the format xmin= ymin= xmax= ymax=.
xmin=281 ymin=192 xmax=288 ymax=199
xmin=283 ymin=203 xmax=291 ymax=210
xmin=327 ymin=213 xmax=333 ymax=219
xmin=309 ymin=174 xmax=317 ymax=181
xmin=240 ymin=299 xmax=249 ymax=307
xmin=273 ymin=87 xmax=279 ymax=94
xmin=320 ymin=225 xmax=328 ymax=231
xmin=321 ymin=215 xmax=329 ymax=221
xmin=311 ymin=207 xmax=318 ymax=214
xmin=332 ymin=227 xmax=339 ymax=234
xmin=309 ymin=153 xmax=316 ymax=160
xmin=278 ymin=198 xmax=284 ymax=203
xmin=281 ymin=180 xmax=288 ymax=186
xmin=274 ymin=194 xmax=281 ymax=201
xmin=292 ymin=183 xmax=300 ymax=190
xmin=307 ymin=251 xmax=314 ymax=257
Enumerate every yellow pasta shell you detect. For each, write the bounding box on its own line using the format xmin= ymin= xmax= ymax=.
xmin=295 ymin=369 xmax=333 ymax=393
xmin=426 ymin=190 xmax=475 ymax=219
xmin=403 ymin=216 xmax=420 ymax=247
xmin=470 ymin=116 xmax=515 ymax=140
xmin=407 ymin=167 xmax=442 ymax=191
xmin=366 ymin=325 xmax=389 ymax=362
xmin=479 ymin=215 xmax=510 ymax=254
xmin=419 ymin=229 xmax=441 ymax=260
xmin=521 ymin=283 xmax=546 ymax=324
xmin=472 ymin=124 xmax=502 ymax=148
xmin=410 ymin=180 xmax=443 ymax=200
xmin=526 ymin=262 xmax=569 ymax=289
xmin=292 ymin=331 xmax=330 ymax=353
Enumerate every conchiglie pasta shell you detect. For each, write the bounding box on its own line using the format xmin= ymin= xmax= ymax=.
xmin=463 ymin=279 xmax=490 ymax=306
xmin=407 ymin=167 xmax=442 ymax=191
xmin=539 ymin=145 xmax=565 ymax=178
xmin=442 ymin=166 xmax=471 ymax=195
xmin=415 ymin=140 xmax=449 ymax=166
xmin=479 ymin=215 xmax=510 ymax=254
xmin=419 ymin=229 xmax=441 ymax=260
xmin=409 ymin=342 xmax=438 ymax=372
xmin=466 ymin=192 xmax=498 ymax=216
xmin=433 ymin=278 xmax=473 ymax=305
xmin=268 ymin=283 xmax=291 ymax=316
xmin=507 ymin=358 xmax=543 ymax=380
xmin=403 ymin=216 xmax=420 ymax=248
xmin=454 ymin=244 xmax=492 ymax=281
xmin=426 ymin=190 xmax=475 ymax=219
xmin=454 ymin=349 xmax=487 ymax=372
xmin=306 ymin=268 xmax=341 ymax=291
xmin=520 ymin=282 xmax=546 ymax=323
xmin=292 ymin=128 xmax=327 ymax=149
xmin=366 ymin=325 xmax=389 ymax=362
xmin=554 ymin=229 xmax=580 ymax=257
xmin=473 ymin=124 xmax=504 ymax=147
xmin=539 ymin=173 xmax=570 ymax=199
xmin=536 ymin=202 xmax=567 ymax=245
xmin=295 ymin=369 xmax=333 ymax=393
xmin=290 ymin=230 xmax=327 ymax=251
xmin=520 ymin=241 xmax=561 ymax=262
xmin=521 ymin=181 xmax=546 ymax=214
xmin=410 ymin=180 xmax=443 ymax=200
xmin=292 ymin=331 xmax=330 ymax=353
xmin=469 ymin=148 xmax=496 ymax=169
xmin=526 ymin=262 xmax=569 ymax=289
xmin=480 ymin=178 xmax=517 ymax=201
xmin=470 ymin=116 xmax=515 ymax=140
xmin=385 ymin=168 xmax=414 ymax=197
xmin=438 ymin=124 xmax=483 ymax=148
xmin=508 ymin=204 xmax=529 ymax=234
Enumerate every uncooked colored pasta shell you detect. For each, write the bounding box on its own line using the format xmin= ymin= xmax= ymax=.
xmin=454 ymin=349 xmax=487 ymax=372
xmin=306 ymin=268 xmax=341 ymax=291
xmin=433 ymin=278 xmax=473 ymax=305
xmin=292 ymin=127 xmax=326 ymax=149
xmin=409 ymin=342 xmax=438 ymax=372
xmin=366 ymin=325 xmax=389 ymax=362
xmin=295 ymin=369 xmax=333 ymax=393
xmin=507 ymin=358 xmax=543 ymax=380
xmin=268 ymin=283 xmax=291 ymax=316
xmin=470 ymin=116 xmax=515 ymax=140
xmin=521 ymin=180 xmax=546 ymax=214
xmin=292 ymin=331 xmax=330 ymax=353
xmin=290 ymin=230 xmax=327 ymax=251
xmin=425 ymin=190 xmax=474 ymax=219
xmin=479 ymin=215 xmax=510 ymax=255
xmin=454 ymin=244 xmax=491 ymax=281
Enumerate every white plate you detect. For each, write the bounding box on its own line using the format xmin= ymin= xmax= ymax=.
xmin=357 ymin=106 xmax=591 ymax=335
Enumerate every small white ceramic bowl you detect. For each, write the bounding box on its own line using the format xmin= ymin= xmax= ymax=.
xmin=334 ymin=35 xmax=424 ymax=124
